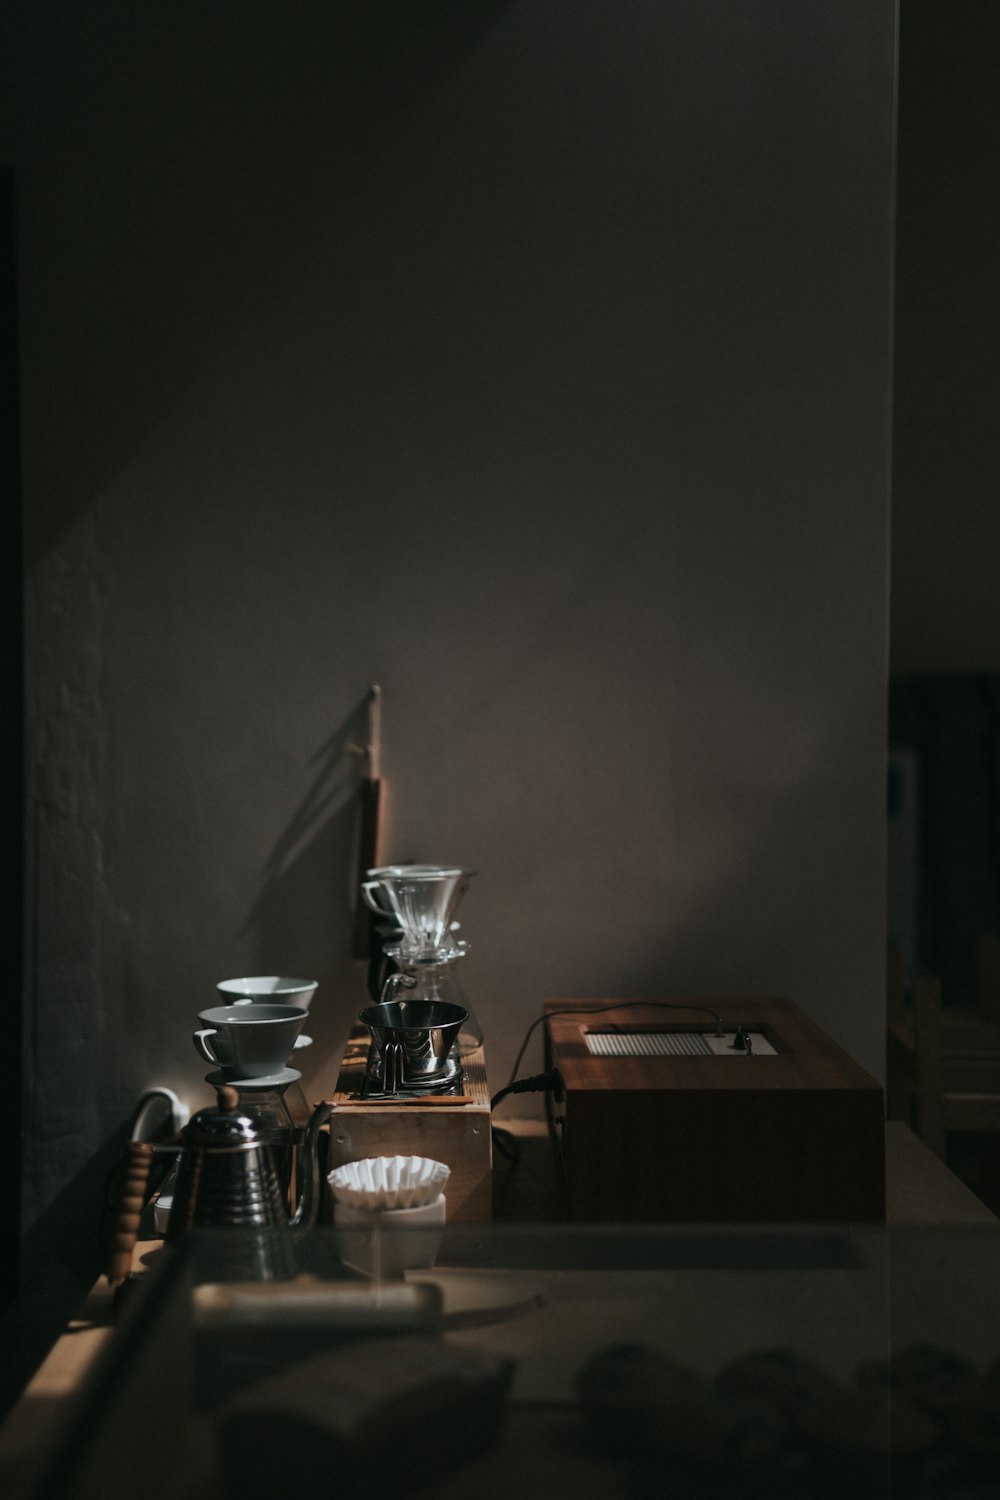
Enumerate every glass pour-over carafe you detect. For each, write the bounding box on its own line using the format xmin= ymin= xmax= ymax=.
xmin=361 ymin=865 xmax=474 ymax=959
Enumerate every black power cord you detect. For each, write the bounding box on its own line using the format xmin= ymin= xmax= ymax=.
xmin=490 ymin=1067 xmax=565 ymax=1113
xmin=490 ymin=1068 xmax=566 ymax=1166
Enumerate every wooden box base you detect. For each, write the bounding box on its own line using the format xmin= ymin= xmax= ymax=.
xmin=545 ymin=998 xmax=886 ymax=1223
xmin=325 ymin=1034 xmax=493 ymax=1222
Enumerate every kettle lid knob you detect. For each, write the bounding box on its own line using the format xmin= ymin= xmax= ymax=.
xmin=181 ymin=1085 xmax=261 ymax=1148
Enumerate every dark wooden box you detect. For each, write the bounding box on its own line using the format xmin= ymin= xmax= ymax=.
xmin=544 ymin=997 xmax=885 ymax=1223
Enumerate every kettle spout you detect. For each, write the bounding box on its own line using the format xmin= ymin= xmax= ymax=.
xmin=290 ymin=1099 xmax=332 ymax=1232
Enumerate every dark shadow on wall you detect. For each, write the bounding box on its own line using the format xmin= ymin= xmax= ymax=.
xmin=0 ymin=1120 xmax=132 ymax=1422
xmin=244 ymin=695 xmax=377 ymax=1041
xmin=21 ymin=0 xmax=516 ymax=567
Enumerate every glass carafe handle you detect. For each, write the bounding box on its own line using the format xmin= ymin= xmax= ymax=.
xmin=378 ymin=971 xmax=417 ymax=1005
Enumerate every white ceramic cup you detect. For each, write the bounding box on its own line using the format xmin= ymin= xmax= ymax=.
xmin=215 ymin=976 xmax=318 ymax=1010
xmin=333 ymin=1194 xmax=446 ymax=1280
xmin=193 ymin=1003 xmax=307 ymax=1078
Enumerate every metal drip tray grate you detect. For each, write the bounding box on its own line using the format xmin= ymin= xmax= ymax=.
xmin=584 ymin=1031 xmax=777 ymax=1057
xmin=361 ymin=1068 xmax=465 ymax=1099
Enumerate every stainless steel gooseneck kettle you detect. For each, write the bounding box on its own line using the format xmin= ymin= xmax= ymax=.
xmin=165 ymin=1085 xmax=331 ymax=1280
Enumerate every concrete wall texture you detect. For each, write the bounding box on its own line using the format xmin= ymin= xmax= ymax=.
xmin=17 ymin=1 xmax=896 ymax=1232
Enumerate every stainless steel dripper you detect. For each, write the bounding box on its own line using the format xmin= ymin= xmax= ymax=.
xmin=359 ymin=996 xmax=468 ymax=1094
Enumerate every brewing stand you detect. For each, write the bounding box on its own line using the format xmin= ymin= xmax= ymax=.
xmin=343 ymin=864 xmax=492 ymax=1218
xmin=326 ymin=1030 xmax=493 ymax=1222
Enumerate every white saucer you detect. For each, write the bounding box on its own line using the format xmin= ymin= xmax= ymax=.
xmin=205 ymin=1066 xmax=303 ymax=1090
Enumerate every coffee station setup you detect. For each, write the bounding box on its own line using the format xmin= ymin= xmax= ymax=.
xmin=131 ymin=848 xmax=895 ymax=1280
xmin=109 ymin=860 xmax=489 ymax=1287
xmin=7 ymin=847 xmax=1000 ymax=1500
xmin=11 ymin=857 xmax=1000 ymax=1500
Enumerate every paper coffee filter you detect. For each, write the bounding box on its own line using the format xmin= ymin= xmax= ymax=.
xmin=327 ymin=1154 xmax=450 ymax=1210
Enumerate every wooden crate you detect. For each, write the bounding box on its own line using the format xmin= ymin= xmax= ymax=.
xmin=324 ymin=1032 xmax=493 ymax=1222
xmin=545 ymin=997 xmax=886 ymax=1223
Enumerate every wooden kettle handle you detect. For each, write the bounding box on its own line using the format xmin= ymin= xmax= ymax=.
xmin=106 ymin=1140 xmax=155 ymax=1287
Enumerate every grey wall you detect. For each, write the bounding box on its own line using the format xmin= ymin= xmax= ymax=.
xmin=17 ymin=1 xmax=896 ymax=1234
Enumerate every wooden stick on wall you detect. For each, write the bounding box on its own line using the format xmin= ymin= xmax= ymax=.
xmin=351 ymin=684 xmax=384 ymax=960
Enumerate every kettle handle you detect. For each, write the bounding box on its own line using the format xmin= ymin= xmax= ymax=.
xmin=289 ymin=1099 xmax=333 ymax=1233
xmin=105 ymin=1140 xmax=154 ymax=1288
